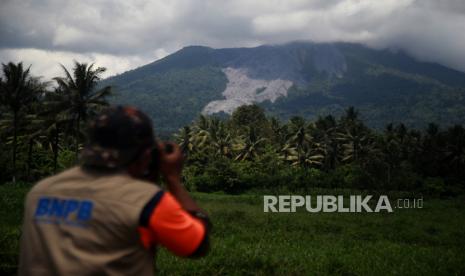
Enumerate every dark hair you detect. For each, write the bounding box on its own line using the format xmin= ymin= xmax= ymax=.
xmin=81 ymin=106 xmax=156 ymax=169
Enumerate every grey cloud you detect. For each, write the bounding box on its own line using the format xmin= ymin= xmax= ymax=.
xmin=417 ymin=0 xmax=465 ymax=14
xmin=1 ymin=0 xmax=465 ymax=73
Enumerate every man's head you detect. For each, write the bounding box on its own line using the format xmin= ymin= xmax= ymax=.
xmin=81 ymin=106 xmax=157 ymax=178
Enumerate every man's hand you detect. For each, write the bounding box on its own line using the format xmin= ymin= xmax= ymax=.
xmin=156 ymin=141 xmax=203 ymax=213
xmin=157 ymin=142 xmax=184 ymax=184
xmin=155 ymin=141 xmax=210 ymax=254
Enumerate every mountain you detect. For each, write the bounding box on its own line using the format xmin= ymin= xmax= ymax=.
xmin=102 ymin=41 xmax=465 ymax=135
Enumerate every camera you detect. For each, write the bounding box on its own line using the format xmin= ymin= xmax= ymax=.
xmin=144 ymin=142 xmax=175 ymax=182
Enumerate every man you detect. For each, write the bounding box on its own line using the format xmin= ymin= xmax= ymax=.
xmin=18 ymin=106 xmax=211 ymax=275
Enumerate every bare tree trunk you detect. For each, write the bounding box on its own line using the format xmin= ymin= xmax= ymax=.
xmin=53 ymin=127 xmax=59 ymax=173
xmin=75 ymin=114 xmax=80 ymax=163
xmin=12 ymin=111 xmax=18 ymax=183
xmin=27 ymin=138 xmax=33 ymax=181
xmin=387 ymin=165 xmax=391 ymax=189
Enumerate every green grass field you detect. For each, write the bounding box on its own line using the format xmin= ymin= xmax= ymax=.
xmin=1 ymin=183 xmax=465 ymax=275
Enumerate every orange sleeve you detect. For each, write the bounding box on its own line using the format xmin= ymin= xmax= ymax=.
xmin=138 ymin=191 xmax=206 ymax=257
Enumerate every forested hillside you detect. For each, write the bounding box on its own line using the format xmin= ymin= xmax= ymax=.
xmin=103 ymin=42 xmax=465 ymax=135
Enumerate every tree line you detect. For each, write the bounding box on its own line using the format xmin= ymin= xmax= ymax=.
xmin=0 ymin=61 xmax=111 ymax=182
xmin=176 ymin=105 xmax=465 ymax=195
xmin=1 ymin=61 xmax=464 ymax=196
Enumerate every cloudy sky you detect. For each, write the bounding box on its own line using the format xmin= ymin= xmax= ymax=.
xmin=1 ymin=0 xmax=465 ymax=80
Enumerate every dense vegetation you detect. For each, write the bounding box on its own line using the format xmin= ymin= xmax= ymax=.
xmin=2 ymin=185 xmax=465 ymax=275
xmin=176 ymin=105 xmax=465 ymax=195
xmin=0 ymin=61 xmax=112 ymax=183
xmin=1 ymin=60 xmax=465 ymax=275
xmin=107 ymin=66 xmax=227 ymax=136
xmin=264 ymin=56 xmax=465 ymax=129
xmin=104 ymin=42 xmax=465 ymax=134
xmin=1 ymin=61 xmax=464 ymax=196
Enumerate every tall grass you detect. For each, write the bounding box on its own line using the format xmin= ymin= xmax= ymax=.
xmin=1 ymin=184 xmax=464 ymax=275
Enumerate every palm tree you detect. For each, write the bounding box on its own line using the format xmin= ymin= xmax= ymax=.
xmin=281 ymin=142 xmax=324 ymax=168
xmin=23 ymin=111 xmax=43 ymax=180
xmin=176 ymin=126 xmax=195 ymax=156
xmin=313 ymin=115 xmax=340 ymax=171
xmin=315 ymin=115 xmax=337 ymax=132
xmin=269 ymin=117 xmax=287 ymax=148
xmin=54 ymin=62 xmax=112 ymax=159
xmin=0 ymin=62 xmax=44 ymax=182
xmin=342 ymin=106 xmax=360 ymax=124
xmin=178 ymin=115 xmax=210 ymax=157
xmin=320 ymin=129 xmax=341 ymax=171
xmin=444 ymin=125 xmax=465 ymax=178
xmin=336 ymin=124 xmax=378 ymax=166
xmin=419 ymin=123 xmax=443 ymax=177
xmin=280 ymin=119 xmax=325 ymax=168
xmin=196 ymin=114 xmax=211 ymax=131
xmin=35 ymin=87 xmax=74 ymax=173
xmin=286 ymin=120 xmax=312 ymax=158
xmin=210 ymin=121 xmax=233 ymax=157
xmin=234 ymin=127 xmax=266 ymax=161
xmin=381 ymin=125 xmax=402 ymax=187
